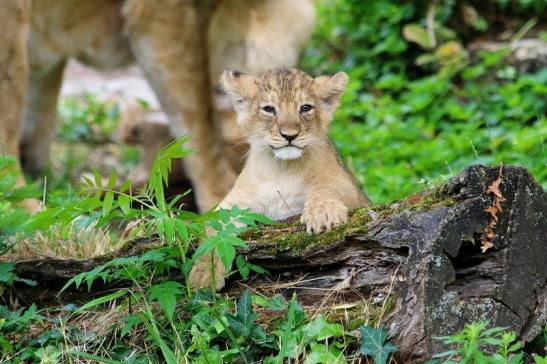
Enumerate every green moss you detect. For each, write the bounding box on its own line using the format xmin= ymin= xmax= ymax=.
xmin=244 ymin=183 xmax=454 ymax=255
xmin=369 ymin=183 xmax=454 ymax=218
xmin=243 ymin=208 xmax=373 ymax=256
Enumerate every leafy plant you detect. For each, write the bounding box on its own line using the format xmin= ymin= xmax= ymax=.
xmin=302 ymin=0 xmax=546 ymax=203
xmin=0 ymin=304 xmax=46 ymax=361
xmin=1 ymin=1 xmax=545 ymax=362
xmin=359 ymin=325 xmax=398 ymax=364
xmin=0 ymin=156 xmax=37 ymax=243
xmin=58 ymin=93 xmax=120 ymax=143
xmin=429 ymin=322 xmax=540 ymax=364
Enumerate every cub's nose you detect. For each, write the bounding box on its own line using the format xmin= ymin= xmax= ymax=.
xmin=280 ymin=131 xmax=299 ymax=143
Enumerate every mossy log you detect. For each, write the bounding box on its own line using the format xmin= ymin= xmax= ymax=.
xmin=10 ymin=165 xmax=547 ymax=362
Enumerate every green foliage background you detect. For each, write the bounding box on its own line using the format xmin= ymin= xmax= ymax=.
xmin=301 ymin=0 xmax=546 ymax=203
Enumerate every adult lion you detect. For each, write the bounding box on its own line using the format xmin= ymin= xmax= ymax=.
xmin=0 ymin=0 xmax=316 ymax=212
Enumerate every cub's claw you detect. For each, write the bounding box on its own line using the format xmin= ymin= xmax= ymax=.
xmin=188 ymin=252 xmax=226 ymax=291
xmin=300 ymin=198 xmax=348 ymax=234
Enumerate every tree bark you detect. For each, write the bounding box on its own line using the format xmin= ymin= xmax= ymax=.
xmin=10 ymin=165 xmax=547 ymax=362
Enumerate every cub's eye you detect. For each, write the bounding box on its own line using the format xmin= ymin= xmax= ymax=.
xmin=299 ymin=104 xmax=313 ymax=113
xmin=262 ymin=105 xmax=276 ymax=114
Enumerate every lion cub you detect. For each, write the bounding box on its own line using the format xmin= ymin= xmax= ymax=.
xmin=189 ymin=68 xmax=370 ymax=289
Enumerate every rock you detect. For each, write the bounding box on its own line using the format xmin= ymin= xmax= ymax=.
xmin=469 ymin=39 xmax=547 ymax=74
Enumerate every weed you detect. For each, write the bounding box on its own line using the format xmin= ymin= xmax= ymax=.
xmin=428 ymin=321 xmax=547 ymax=363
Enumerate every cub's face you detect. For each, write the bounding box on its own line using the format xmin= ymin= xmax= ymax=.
xmin=221 ymin=68 xmax=348 ymax=160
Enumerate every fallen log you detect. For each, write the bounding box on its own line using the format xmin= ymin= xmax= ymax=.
xmin=10 ymin=165 xmax=547 ymax=362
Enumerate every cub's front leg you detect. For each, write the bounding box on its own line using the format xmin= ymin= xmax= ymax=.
xmin=188 ymin=192 xmax=250 ymax=290
xmin=188 ymin=251 xmax=226 ymax=291
xmin=300 ymin=194 xmax=349 ymax=234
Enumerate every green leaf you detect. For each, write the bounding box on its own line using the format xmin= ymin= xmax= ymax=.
xmin=236 ymin=255 xmax=250 ymax=279
xmin=482 ymin=326 xmax=508 ymax=336
xmin=16 ymin=277 xmax=37 ymax=286
xmin=402 ymin=23 xmax=434 ymax=49
xmin=102 ymin=191 xmax=114 ymax=215
xmin=194 ymin=234 xmax=240 ymax=271
xmin=226 ymin=289 xmax=258 ymax=338
xmin=304 ymin=342 xmax=346 ymax=364
xmin=267 ymin=294 xmax=287 ymax=311
xmin=280 ymin=295 xmax=307 ymax=331
xmin=120 ymin=314 xmax=140 ymax=338
xmin=140 ymin=313 xmax=177 ymax=364
xmin=236 ymin=289 xmax=253 ymax=323
xmin=106 ymin=169 xmax=118 ymax=189
xmin=93 ymin=170 xmax=103 ymax=190
xmin=119 ymin=180 xmax=131 ymax=193
xmin=193 ymin=235 xmax=221 ymax=260
xmin=140 ymin=249 xmax=166 ymax=262
xmin=359 ymin=325 xmax=398 ymax=364
xmin=0 ymin=262 xmax=36 ymax=287
xmin=163 ymin=217 xmax=175 ymax=244
xmin=217 ymin=240 xmax=237 ymax=270
xmin=275 ymin=329 xmax=300 ymax=360
xmin=73 ymin=289 xmax=128 ymax=315
xmin=148 ymin=137 xmax=191 ymax=212
xmin=241 ymin=212 xmax=275 ymax=226
xmin=247 ymin=262 xmax=267 ymax=274
xmin=306 ymin=315 xmax=344 ymax=341
xmin=508 ymin=353 xmax=524 ymax=364
xmin=118 ymin=194 xmax=131 ymax=215
xmin=70 ymin=350 xmax=125 ymax=364
xmin=174 ymin=219 xmax=189 ymax=242
xmin=148 ymin=281 xmax=183 ymax=321
xmin=0 ymin=262 xmax=16 ymax=285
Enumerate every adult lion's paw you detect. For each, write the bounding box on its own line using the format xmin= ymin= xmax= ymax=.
xmin=300 ymin=198 xmax=348 ymax=234
xmin=188 ymin=253 xmax=226 ymax=291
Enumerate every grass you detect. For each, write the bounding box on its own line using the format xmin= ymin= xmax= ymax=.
xmin=1 ymin=0 xmax=546 ymax=362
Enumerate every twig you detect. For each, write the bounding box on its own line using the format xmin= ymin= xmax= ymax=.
xmin=426 ymin=0 xmax=437 ymax=49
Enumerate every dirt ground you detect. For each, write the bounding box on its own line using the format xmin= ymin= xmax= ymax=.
xmin=61 ymin=60 xmax=160 ymax=109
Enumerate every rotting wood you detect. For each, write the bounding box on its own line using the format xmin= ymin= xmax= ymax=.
xmin=9 ymin=165 xmax=547 ymax=363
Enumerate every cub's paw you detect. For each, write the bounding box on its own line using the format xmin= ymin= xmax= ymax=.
xmin=22 ymin=198 xmax=42 ymax=214
xmin=300 ymin=199 xmax=349 ymax=234
xmin=188 ymin=253 xmax=226 ymax=291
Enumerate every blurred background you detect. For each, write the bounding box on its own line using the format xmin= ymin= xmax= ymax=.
xmin=53 ymin=0 xmax=546 ymax=204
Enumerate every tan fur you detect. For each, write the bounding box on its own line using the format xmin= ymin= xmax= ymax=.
xmin=189 ymin=68 xmax=370 ymax=290
xmin=117 ymin=101 xmax=185 ymax=190
xmin=0 ymin=0 xmax=315 ymax=212
xmin=208 ymin=0 xmax=316 ymax=171
xmin=0 ymin=0 xmax=41 ymax=212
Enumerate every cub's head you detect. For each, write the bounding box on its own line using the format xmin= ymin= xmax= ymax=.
xmin=221 ymin=68 xmax=348 ymax=160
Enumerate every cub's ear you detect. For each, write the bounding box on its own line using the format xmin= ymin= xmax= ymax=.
xmin=312 ymin=72 xmax=349 ymax=115
xmin=220 ymin=70 xmax=258 ymax=110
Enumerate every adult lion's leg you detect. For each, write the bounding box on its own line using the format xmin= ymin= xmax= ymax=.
xmin=0 ymin=0 xmax=29 ymax=161
xmin=20 ymin=61 xmax=66 ymax=178
xmin=0 ymin=0 xmax=40 ymax=212
xmin=123 ymin=0 xmax=237 ymax=212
